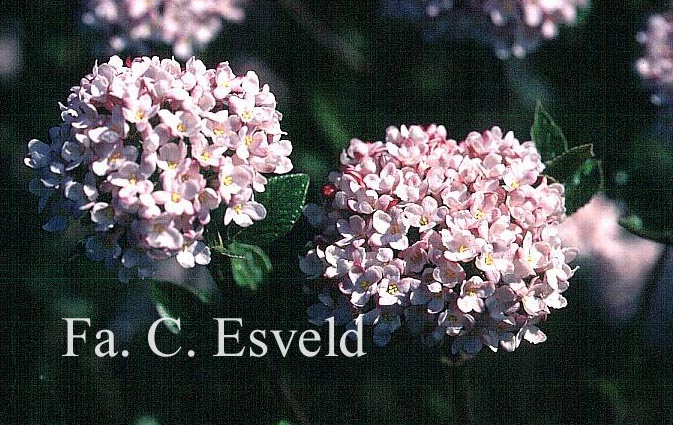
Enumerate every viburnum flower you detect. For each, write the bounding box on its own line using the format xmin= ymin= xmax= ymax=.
xmin=302 ymin=124 xmax=578 ymax=355
xmin=636 ymin=10 xmax=673 ymax=105
xmin=383 ymin=0 xmax=588 ymax=58
xmin=26 ymin=55 xmax=292 ymax=282
xmin=82 ymin=0 xmax=246 ymax=59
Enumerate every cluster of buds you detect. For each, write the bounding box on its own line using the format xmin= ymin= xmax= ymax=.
xmin=25 ymin=55 xmax=292 ymax=282
xmin=636 ymin=10 xmax=673 ymax=105
xmin=385 ymin=0 xmax=588 ymax=58
xmin=301 ymin=124 xmax=577 ymax=355
xmin=83 ymin=0 xmax=246 ymax=59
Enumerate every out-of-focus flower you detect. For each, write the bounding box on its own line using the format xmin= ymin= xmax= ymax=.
xmin=0 ymin=20 xmax=22 ymax=82
xmin=383 ymin=0 xmax=588 ymax=58
xmin=26 ymin=55 xmax=292 ymax=282
xmin=302 ymin=124 xmax=578 ymax=355
xmin=637 ymin=10 xmax=673 ymax=105
xmin=83 ymin=0 xmax=246 ymax=59
xmin=560 ymin=195 xmax=663 ymax=322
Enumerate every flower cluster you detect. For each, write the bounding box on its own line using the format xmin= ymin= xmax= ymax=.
xmin=83 ymin=0 xmax=246 ymax=59
xmin=25 ymin=55 xmax=292 ymax=282
xmin=383 ymin=0 xmax=588 ymax=58
xmin=301 ymin=125 xmax=577 ymax=355
xmin=636 ymin=10 xmax=673 ymax=105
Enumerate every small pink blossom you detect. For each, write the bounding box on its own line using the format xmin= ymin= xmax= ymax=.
xmin=223 ymin=189 xmax=266 ymax=227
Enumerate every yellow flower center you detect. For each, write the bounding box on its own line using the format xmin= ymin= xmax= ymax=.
xmin=473 ymin=209 xmax=484 ymax=220
xmin=171 ymin=192 xmax=181 ymax=203
xmin=359 ymin=280 xmax=371 ymax=289
xmin=153 ymin=224 xmax=165 ymax=233
xmin=128 ymin=174 xmax=138 ymax=185
xmin=220 ymin=80 xmax=229 ymax=88
xmin=390 ymin=224 xmax=400 ymax=235
xmin=387 ymin=284 xmax=399 ymax=295
xmin=233 ymin=204 xmax=243 ymax=214
xmin=244 ymin=135 xmax=253 ymax=146
xmin=241 ymin=110 xmax=253 ymax=121
xmin=135 ymin=110 xmax=145 ymax=121
xmin=419 ymin=216 xmax=429 ymax=226
xmin=167 ymin=161 xmax=178 ymax=169
xmin=213 ymin=128 xmax=225 ymax=136
xmin=201 ymin=151 xmax=211 ymax=161
xmin=176 ymin=123 xmax=186 ymax=132
xmin=511 ymin=180 xmax=520 ymax=189
xmin=526 ymin=254 xmax=534 ymax=263
xmin=459 ymin=245 xmax=469 ymax=254
xmin=109 ymin=152 xmax=122 ymax=163
xmin=484 ymin=253 xmax=494 ymax=266
xmin=222 ymin=175 xmax=233 ymax=186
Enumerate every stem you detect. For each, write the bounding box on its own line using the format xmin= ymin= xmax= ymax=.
xmin=265 ymin=357 xmax=310 ymax=425
xmin=444 ymin=354 xmax=476 ymax=425
xmin=277 ymin=0 xmax=369 ymax=72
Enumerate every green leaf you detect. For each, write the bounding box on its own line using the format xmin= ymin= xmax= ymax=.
xmin=563 ymin=158 xmax=604 ymax=215
xmin=544 ymin=144 xmax=595 ymax=183
xmin=312 ymin=93 xmax=353 ymax=154
xmin=134 ymin=416 xmax=160 ymax=425
xmin=228 ymin=241 xmax=272 ymax=290
xmin=150 ymin=281 xmax=205 ymax=335
xmin=236 ymin=174 xmax=310 ymax=246
xmin=530 ymin=104 xmax=603 ymax=215
xmin=531 ymin=102 xmax=569 ymax=162
xmin=619 ymin=215 xmax=673 ymax=244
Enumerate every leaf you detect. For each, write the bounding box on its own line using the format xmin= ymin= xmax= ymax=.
xmin=619 ymin=215 xmax=673 ymax=244
xmin=530 ymin=104 xmax=603 ymax=215
xmin=563 ymin=158 xmax=604 ymax=215
xmin=228 ymin=241 xmax=272 ymax=290
xmin=530 ymin=102 xmax=569 ymax=162
xmin=236 ymin=174 xmax=310 ymax=246
xmin=544 ymin=144 xmax=595 ymax=183
xmin=312 ymin=93 xmax=353 ymax=154
xmin=150 ymin=281 xmax=205 ymax=335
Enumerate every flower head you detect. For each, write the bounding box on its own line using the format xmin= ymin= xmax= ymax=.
xmin=383 ymin=0 xmax=588 ymax=58
xmin=637 ymin=10 xmax=673 ymax=105
xmin=26 ymin=55 xmax=292 ymax=282
xmin=83 ymin=0 xmax=246 ymax=59
xmin=302 ymin=124 xmax=576 ymax=355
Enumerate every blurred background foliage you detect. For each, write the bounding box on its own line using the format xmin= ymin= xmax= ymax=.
xmin=4 ymin=0 xmax=673 ymax=424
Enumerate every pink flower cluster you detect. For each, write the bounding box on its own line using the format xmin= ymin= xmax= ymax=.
xmin=83 ymin=0 xmax=246 ymax=59
xmin=301 ymin=125 xmax=577 ymax=355
xmin=482 ymin=0 xmax=588 ymax=58
xmin=26 ymin=55 xmax=292 ymax=282
xmin=637 ymin=10 xmax=673 ymax=105
xmin=400 ymin=0 xmax=587 ymax=58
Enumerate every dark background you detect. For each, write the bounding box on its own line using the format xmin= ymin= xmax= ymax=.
xmin=4 ymin=0 xmax=673 ymax=424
